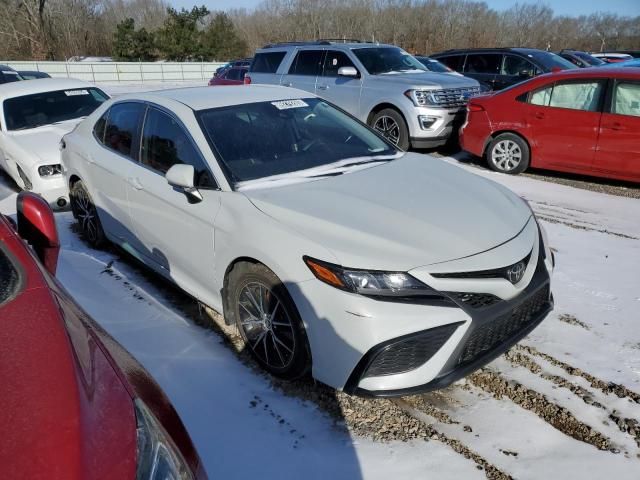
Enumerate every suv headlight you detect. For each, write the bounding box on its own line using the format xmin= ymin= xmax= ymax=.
xmin=404 ymin=89 xmax=440 ymax=107
xmin=304 ymin=256 xmax=437 ymax=298
xmin=38 ymin=164 xmax=62 ymax=177
xmin=135 ymin=399 xmax=193 ymax=480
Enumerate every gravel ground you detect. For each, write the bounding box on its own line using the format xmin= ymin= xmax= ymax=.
xmin=426 ymin=148 xmax=640 ymax=199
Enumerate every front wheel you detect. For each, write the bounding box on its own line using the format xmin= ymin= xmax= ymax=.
xmin=226 ymin=262 xmax=311 ymax=380
xmin=70 ymin=180 xmax=106 ymax=248
xmin=486 ymin=133 xmax=530 ymax=174
xmin=370 ymin=108 xmax=410 ymax=151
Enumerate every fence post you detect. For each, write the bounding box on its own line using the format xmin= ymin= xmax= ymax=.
xmin=140 ymin=62 xmax=144 ymax=83
xmin=116 ymin=63 xmax=120 ymax=83
xmin=65 ymin=61 xmax=70 ymax=79
xmin=91 ymin=63 xmax=96 ymax=83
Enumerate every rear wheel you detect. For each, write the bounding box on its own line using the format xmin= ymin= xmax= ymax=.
xmin=487 ymin=133 xmax=530 ymax=174
xmin=70 ymin=180 xmax=106 ymax=248
xmin=370 ymin=108 xmax=410 ymax=151
xmin=226 ymin=262 xmax=311 ymax=380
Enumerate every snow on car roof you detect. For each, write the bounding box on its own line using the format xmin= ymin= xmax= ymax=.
xmin=121 ymin=84 xmax=317 ymax=111
xmin=0 ymin=77 xmax=98 ymax=101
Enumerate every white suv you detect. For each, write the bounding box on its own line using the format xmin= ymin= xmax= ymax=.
xmin=246 ymin=41 xmax=481 ymax=150
xmin=62 ymin=85 xmax=553 ymax=396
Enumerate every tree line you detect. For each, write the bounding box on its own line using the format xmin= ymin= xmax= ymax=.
xmin=0 ymin=0 xmax=638 ymax=61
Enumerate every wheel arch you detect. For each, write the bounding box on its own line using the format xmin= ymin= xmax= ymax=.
xmin=68 ymin=174 xmax=82 ymax=189
xmin=483 ymin=130 xmax=532 ymax=160
xmin=366 ymin=102 xmax=407 ymax=125
xmin=221 ymin=256 xmax=263 ymax=325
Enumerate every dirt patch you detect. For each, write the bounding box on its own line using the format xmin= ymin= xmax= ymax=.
xmin=557 ymin=313 xmax=590 ymax=330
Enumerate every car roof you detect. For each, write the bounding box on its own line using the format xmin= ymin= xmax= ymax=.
xmin=536 ymin=66 xmax=640 ymax=81
xmin=0 ymin=77 xmax=96 ymax=100
xmin=0 ymin=64 xmax=16 ymax=71
xmin=433 ymin=47 xmax=546 ymax=55
xmin=259 ymin=41 xmax=394 ymax=51
xmin=119 ymin=84 xmax=317 ymax=111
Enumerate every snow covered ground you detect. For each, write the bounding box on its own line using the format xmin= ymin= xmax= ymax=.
xmin=1 ymin=83 xmax=639 ymax=479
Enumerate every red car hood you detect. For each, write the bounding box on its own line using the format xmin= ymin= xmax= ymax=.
xmin=0 ymin=228 xmax=136 ymax=479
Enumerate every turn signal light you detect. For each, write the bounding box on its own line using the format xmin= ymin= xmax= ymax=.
xmin=304 ymin=257 xmax=345 ymax=288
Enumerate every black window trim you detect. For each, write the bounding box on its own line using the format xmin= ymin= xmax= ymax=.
xmin=136 ymin=103 xmax=220 ymax=190
xmin=525 ymin=78 xmax=608 ymax=113
xmin=92 ymin=107 xmax=110 ymax=145
xmin=95 ymin=100 xmax=146 ymax=163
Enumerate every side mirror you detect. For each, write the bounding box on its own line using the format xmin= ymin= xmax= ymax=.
xmin=165 ymin=164 xmax=202 ymax=203
xmin=338 ymin=66 xmax=359 ymax=77
xmin=518 ymin=70 xmax=533 ymax=78
xmin=16 ymin=192 xmax=60 ymax=275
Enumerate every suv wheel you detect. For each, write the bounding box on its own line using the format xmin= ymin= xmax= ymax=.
xmin=226 ymin=262 xmax=311 ymax=380
xmin=487 ymin=133 xmax=530 ymax=174
xmin=371 ymin=108 xmax=410 ymax=150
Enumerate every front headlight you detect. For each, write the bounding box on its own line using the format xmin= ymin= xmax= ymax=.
xmin=135 ymin=399 xmax=193 ymax=480
xmin=303 ymin=256 xmax=437 ymax=298
xmin=38 ymin=164 xmax=62 ymax=177
xmin=404 ymin=89 xmax=440 ymax=107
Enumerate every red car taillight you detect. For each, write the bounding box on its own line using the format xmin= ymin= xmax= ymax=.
xmin=244 ymin=75 xmax=251 ymax=85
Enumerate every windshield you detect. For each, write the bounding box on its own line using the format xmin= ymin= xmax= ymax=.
xmin=353 ymin=47 xmax=427 ymax=75
xmin=4 ymin=87 xmax=109 ymax=131
xmin=573 ymin=52 xmax=605 ymax=66
xmin=416 ymin=56 xmax=451 ymax=73
xmin=525 ymin=51 xmax=578 ymax=71
xmin=197 ymin=98 xmax=397 ymax=186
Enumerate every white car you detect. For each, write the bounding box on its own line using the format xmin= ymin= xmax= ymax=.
xmin=61 ymin=85 xmax=554 ymax=396
xmin=0 ymin=78 xmax=109 ymax=208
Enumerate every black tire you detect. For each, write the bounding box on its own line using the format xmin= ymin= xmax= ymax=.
xmin=70 ymin=180 xmax=106 ymax=248
xmin=226 ymin=262 xmax=311 ymax=380
xmin=486 ymin=133 xmax=530 ymax=174
xmin=370 ymin=108 xmax=410 ymax=151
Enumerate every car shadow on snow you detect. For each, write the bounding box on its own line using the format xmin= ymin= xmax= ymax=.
xmin=63 ymin=206 xmax=366 ymax=480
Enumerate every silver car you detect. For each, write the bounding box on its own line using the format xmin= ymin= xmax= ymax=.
xmin=246 ymin=41 xmax=481 ymax=150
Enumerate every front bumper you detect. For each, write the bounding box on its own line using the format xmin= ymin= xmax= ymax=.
xmin=406 ymin=107 xmax=466 ymax=148
xmin=28 ymin=169 xmax=69 ymax=209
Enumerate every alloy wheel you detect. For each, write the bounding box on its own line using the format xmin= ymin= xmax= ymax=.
xmin=237 ymin=281 xmax=296 ymax=369
xmin=492 ymin=140 xmax=522 ymax=171
xmin=73 ymin=187 xmax=99 ymax=243
xmin=373 ymin=115 xmax=400 ymax=145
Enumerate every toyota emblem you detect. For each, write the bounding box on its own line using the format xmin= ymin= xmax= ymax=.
xmin=506 ymin=261 xmax=526 ymax=284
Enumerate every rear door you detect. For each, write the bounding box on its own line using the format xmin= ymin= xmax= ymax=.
xmin=463 ymin=53 xmax=501 ymax=90
xmin=594 ymin=79 xmax=640 ymax=181
xmin=525 ymin=78 xmax=605 ymax=172
xmin=280 ymin=49 xmax=324 ymax=95
xmin=316 ymin=50 xmax=362 ymax=116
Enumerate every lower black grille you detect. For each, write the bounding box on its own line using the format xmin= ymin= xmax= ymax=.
xmin=458 ymin=285 xmax=550 ymax=365
xmin=364 ymin=323 xmax=460 ymax=378
xmin=447 ymin=292 xmax=501 ymax=309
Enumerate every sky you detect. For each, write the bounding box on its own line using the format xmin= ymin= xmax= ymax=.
xmin=172 ymin=0 xmax=640 ymax=16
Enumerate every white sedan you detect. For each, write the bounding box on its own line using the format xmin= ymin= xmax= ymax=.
xmin=0 ymin=78 xmax=109 ymax=208
xmin=61 ymin=85 xmax=554 ymax=396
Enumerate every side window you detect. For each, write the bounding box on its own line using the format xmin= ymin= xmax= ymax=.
xmin=289 ymin=50 xmax=324 ymax=76
xmin=464 ymin=54 xmax=502 ymax=74
xmin=93 ymin=110 xmax=108 ymax=144
xmin=612 ymin=82 xmax=640 ymax=117
xmin=549 ymin=81 xmax=604 ymax=112
xmin=322 ymin=51 xmax=356 ymax=76
xmin=141 ymin=108 xmax=216 ymax=188
xmin=530 ymin=86 xmax=552 ymax=106
xmin=251 ymin=52 xmax=286 ymax=73
xmin=502 ymin=55 xmax=536 ymax=77
xmin=438 ymin=55 xmax=465 ymax=71
xmin=104 ymin=102 xmax=145 ymax=158
xmin=226 ymin=69 xmax=241 ymax=81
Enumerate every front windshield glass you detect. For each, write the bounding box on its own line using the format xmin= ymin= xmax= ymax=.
xmin=416 ymin=56 xmax=450 ymax=73
xmin=526 ymin=51 xmax=578 ymax=70
xmin=197 ymin=98 xmax=398 ymax=186
xmin=353 ymin=47 xmax=427 ymax=75
xmin=4 ymin=87 xmax=109 ymax=131
xmin=574 ymin=52 xmax=605 ymax=66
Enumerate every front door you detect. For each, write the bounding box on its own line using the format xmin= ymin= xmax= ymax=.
xmin=463 ymin=53 xmax=501 ymax=90
xmin=496 ymin=54 xmax=539 ymax=90
xmin=316 ymin=50 xmax=362 ymax=116
xmin=595 ymin=80 xmax=640 ymax=181
xmin=279 ymin=49 xmax=324 ymax=95
xmin=125 ymin=106 xmax=221 ymax=305
xmin=525 ymin=79 xmax=605 ymax=172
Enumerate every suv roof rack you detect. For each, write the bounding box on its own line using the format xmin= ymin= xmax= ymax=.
xmin=262 ymin=39 xmax=369 ymax=49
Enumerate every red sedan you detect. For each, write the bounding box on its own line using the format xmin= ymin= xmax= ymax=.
xmin=0 ymin=192 xmax=206 ymax=479
xmin=208 ymin=67 xmax=248 ymax=86
xmin=460 ymin=67 xmax=640 ymax=183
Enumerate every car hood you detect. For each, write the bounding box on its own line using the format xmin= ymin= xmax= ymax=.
xmin=245 ymin=153 xmax=531 ymax=271
xmin=8 ymin=120 xmax=80 ymax=165
xmin=372 ymin=71 xmax=479 ymax=89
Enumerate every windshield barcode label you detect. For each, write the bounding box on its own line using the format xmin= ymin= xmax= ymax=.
xmin=271 ymin=99 xmax=308 ymax=110
xmin=64 ymin=90 xmax=89 ymax=96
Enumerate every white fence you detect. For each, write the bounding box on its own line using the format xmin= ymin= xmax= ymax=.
xmin=2 ymin=61 xmax=227 ymax=83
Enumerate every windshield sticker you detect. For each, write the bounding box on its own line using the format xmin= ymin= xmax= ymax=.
xmin=64 ymin=89 xmax=89 ymax=96
xmin=271 ymin=99 xmax=308 ymax=110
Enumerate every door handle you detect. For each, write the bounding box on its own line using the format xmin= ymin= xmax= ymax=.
xmin=317 ymin=84 xmax=329 ymax=90
xmin=282 ymin=82 xmax=292 ymax=87
xmin=127 ymin=177 xmax=143 ymax=190
xmin=534 ymin=112 xmax=545 ymax=119
xmin=604 ymin=122 xmax=624 ymax=131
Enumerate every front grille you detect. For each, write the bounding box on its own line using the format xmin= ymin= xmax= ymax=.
xmin=364 ymin=323 xmax=460 ymax=378
xmin=447 ymin=292 xmax=501 ymax=309
xmin=423 ymin=86 xmax=481 ymax=108
xmin=432 ymin=250 xmax=532 ymax=283
xmin=458 ymin=285 xmax=550 ymax=365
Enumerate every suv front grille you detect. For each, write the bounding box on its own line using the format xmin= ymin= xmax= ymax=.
xmin=416 ymin=86 xmax=481 ymax=108
xmin=458 ymin=285 xmax=550 ymax=366
xmin=363 ymin=323 xmax=460 ymax=378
